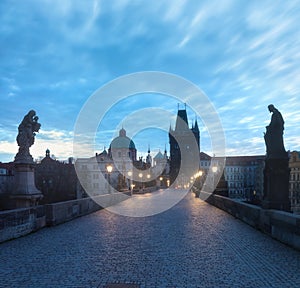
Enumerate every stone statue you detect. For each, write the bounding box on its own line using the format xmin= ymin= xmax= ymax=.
xmin=264 ymin=104 xmax=286 ymax=159
xmin=15 ymin=110 xmax=41 ymax=163
xmin=262 ymin=104 xmax=290 ymax=211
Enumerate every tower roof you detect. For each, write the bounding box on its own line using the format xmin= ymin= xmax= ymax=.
xmin=154 ymin=151 xmax=164 ymax=159
xmin=175 ymin=109 xmax=189 ymax=131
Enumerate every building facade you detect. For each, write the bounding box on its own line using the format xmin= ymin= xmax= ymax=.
xmin=152 ymin=149 xmax=170 ymax=187
xmin=35 ymin=149 xmax=78 ymax=203
xmin=224 ymin=155 xmax=265 ymax=200
xmin=75 ymin=128 xmax=156 ymax=195
xmin=0 ymin=162 xmax=14 ymax=210
xmin=289 ymin=151 xmax=300 ymax=214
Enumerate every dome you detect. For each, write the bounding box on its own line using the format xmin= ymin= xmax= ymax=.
xmin=110 ymin=128 xmax=136 ymax=150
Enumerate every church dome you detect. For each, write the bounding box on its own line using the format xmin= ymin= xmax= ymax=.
xmin=110 ymin=128 xmax=136 ymax=150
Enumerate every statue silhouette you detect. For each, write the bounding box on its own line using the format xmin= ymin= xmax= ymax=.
xmin=264 ymin=104 xmax=286 ymax=158
xmin=15 ymin=110 xmax=41 ymax=163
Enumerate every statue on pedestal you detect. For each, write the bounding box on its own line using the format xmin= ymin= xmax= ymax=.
xmin=12 ymin=110 xmax=43 ymax=208
xmin=15 ymin=110 xmax=41 ymax=163
xmin=262 ymin=104 xmax=290 ymax=211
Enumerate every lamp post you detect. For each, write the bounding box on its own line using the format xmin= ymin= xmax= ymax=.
xmin=212 ymin=165 xmax=218 ymax=192
xmin=128 ymin=171 xmax=133 ymax=196
xmin=147 ymin=173 xmax=151 ymax=188
xmin=139 ymin=172 xmax=143 ymax=191
xmin=159 ymin=176 xmax=163 ymax=187
xmin=106 ymin=164 xmax=113 ymax=194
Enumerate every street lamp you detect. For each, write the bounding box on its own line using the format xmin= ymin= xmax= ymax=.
xmin=139 ymin=172 xmax=143 ymax=191
xmin=128 ymin=171 xmax=133 ymax=195
xmin=159 ymin=176 xmax=163 ymax=187
xmin=212 ymin=165 xmax=218 ymax=192
xmin=106 ymin=164 xmax=113 ymax=194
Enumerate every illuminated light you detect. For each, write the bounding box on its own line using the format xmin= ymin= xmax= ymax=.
xmin=106 ymin=165 xmax=113 ymax=173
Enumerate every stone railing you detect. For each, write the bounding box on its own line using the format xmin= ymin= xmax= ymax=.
xmin=0 ymin=205 xmax=45 ymax=243
xmin=202 ymin=192 xmax=300 ymax=251
xmin=0 ymin=192 xmax=130 ymax=243
xmin=45 ymin=192 xmax=129 ymax=226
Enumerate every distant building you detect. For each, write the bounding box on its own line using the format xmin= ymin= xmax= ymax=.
xmin=35 ymin=149 xmax=78 ymax=203
xmin=76 ymin=127 xmax=153 ymax=195
xmin=169 ymin=107 xmax=200 ymax=187
xmin=289 ymin=151 xmax=300 ymax=214
xmin=152 ymin=149 xmax=170 ymax=187
xmin=198 ymin=153 xmax=264 ymax=200
xmin=76 ymin=148 xmax=117 ymax=197
xmin=108 ymin=128 xmax=138 ymax=191
xmin=0 ymin=162 xmax=14 ymax=210
xmin=200 ymin=152 xmax=211 ymax=171
xmin=224 ymin=155 xmax=265 ymax=200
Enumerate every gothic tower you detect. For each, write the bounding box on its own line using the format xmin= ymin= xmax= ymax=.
xmin=169 ymin=107 xmax=200 ymax=186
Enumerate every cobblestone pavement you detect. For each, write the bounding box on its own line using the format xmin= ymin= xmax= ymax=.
xmin=1 ymin=191 xmax=300 ymax=288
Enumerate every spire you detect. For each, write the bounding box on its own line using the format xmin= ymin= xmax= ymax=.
xmin=148 ymin=144 xmax=150 ymax=154
xmin=119 ymin=127 xmax=126 ymax=137
xmin=194 ymin=119 xmax=199 ymax=130
xmin=194 ymin=118 xmax=199 ymax=131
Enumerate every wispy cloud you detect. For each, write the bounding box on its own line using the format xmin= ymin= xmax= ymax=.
xmin=0 ymin=0 xmax=300 ymax=160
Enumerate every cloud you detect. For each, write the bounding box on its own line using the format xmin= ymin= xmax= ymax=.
xmin=1 ymin=0 xmax=300 ymax=162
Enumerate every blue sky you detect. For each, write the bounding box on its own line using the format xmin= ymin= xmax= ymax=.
xmin=1 ymin=0 xmax=300 ymax=162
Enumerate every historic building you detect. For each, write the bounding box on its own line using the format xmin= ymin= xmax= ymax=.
xmin=289 ymin=151 xmax=300 ymax=214
xmin=35 ymin=149 xmax=78 ymax=203
xmin=198 ymin=153 xmax=264 ymax=200
xmin=76 ymin=128 xmax=136 ymax=196
xmin=152 ymin=149 xmax=170 ymax=187
xmin=76 ymin=127 xmax=156 ymax=195
xmin=0 ymin=162 xmax=14 ymax=210
xmin=224 ymin=155 xmax=265 ymax=200
xmin=169 ymin=107 xmax=200 ymax=187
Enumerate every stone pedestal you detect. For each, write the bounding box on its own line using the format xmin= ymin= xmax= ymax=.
xmin=262 ymin=156 xmax=290 ymax=212
xmin=11 ymin=163 xmax=43 ymax=208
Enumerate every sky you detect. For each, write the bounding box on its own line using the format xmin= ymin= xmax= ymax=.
xmin=1 ymin=0 xmax=300 ymax=163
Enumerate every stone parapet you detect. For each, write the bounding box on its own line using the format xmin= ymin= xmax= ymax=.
xmin=203 ymin=192 xmax=300 ymax=251
xmin=0 ymin=205 xmax=45 ymax=243
xmin=0 ymin=192 xmax=130 ymax=243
